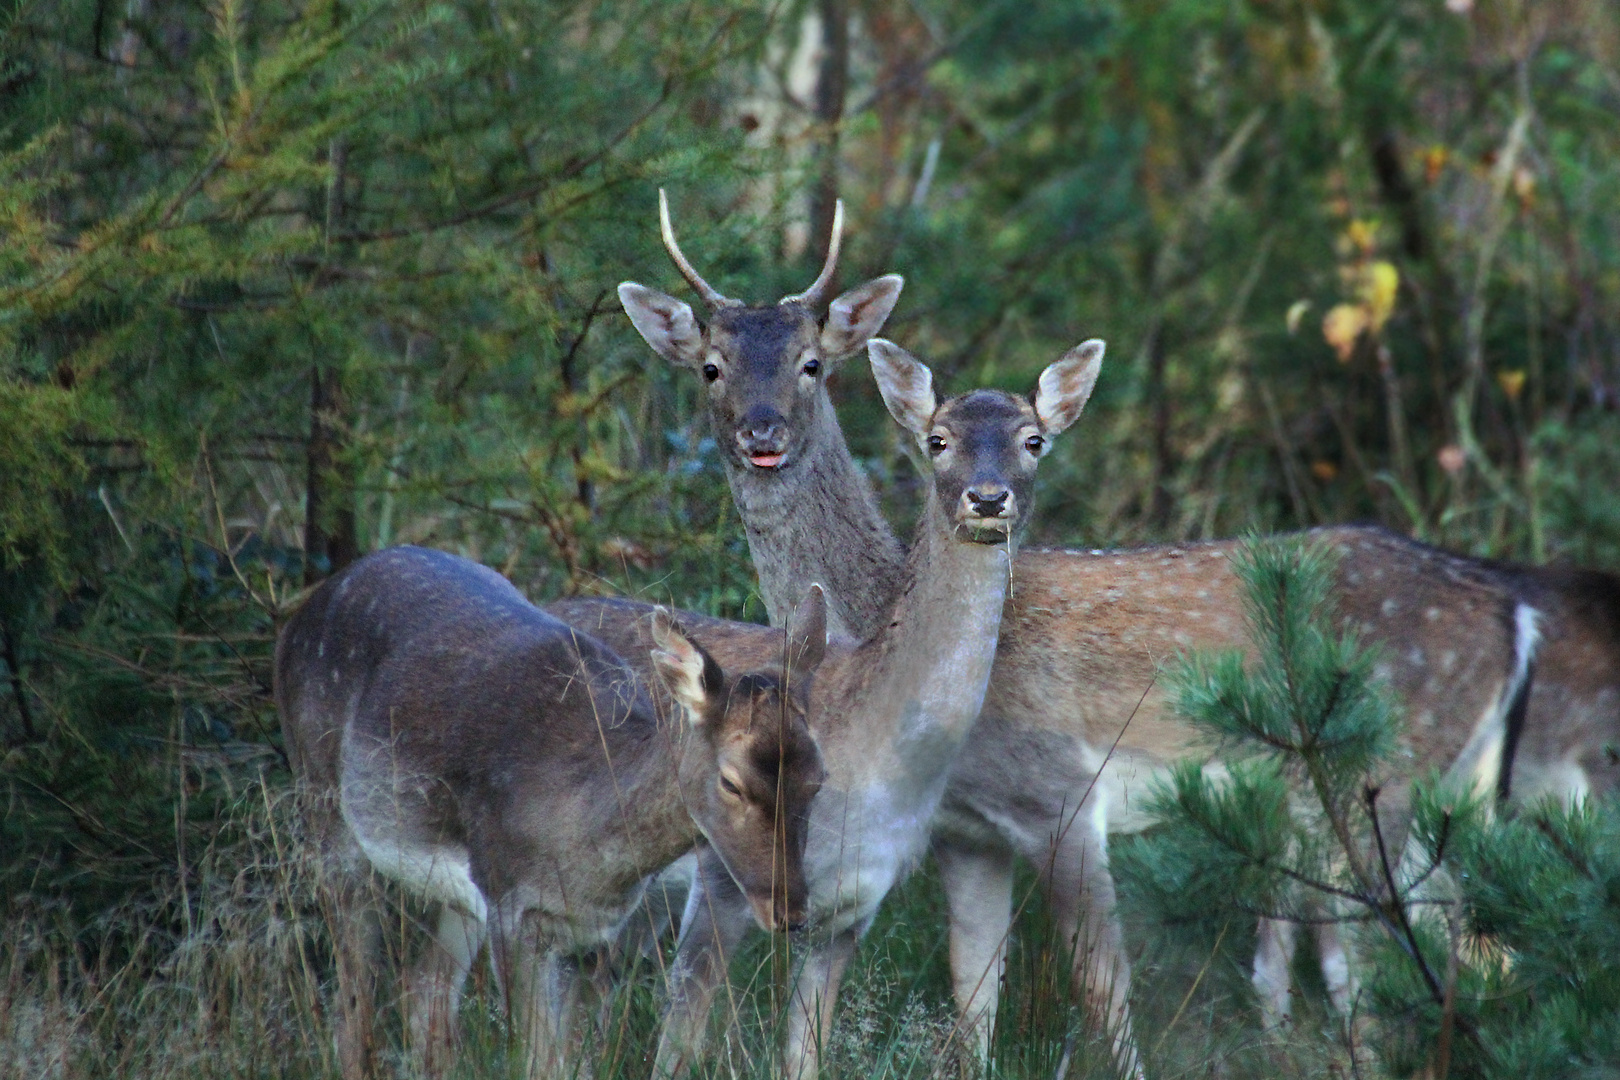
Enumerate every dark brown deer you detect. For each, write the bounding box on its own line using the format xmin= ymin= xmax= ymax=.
xmin=618 ymin=195 xmax=1550 ymax=1071
xmin=1492 ymin=562 xmax=1620 ymax=804
xmin=275 ymin=546 xmax=826 ymax=1079
xmin=550 ymin=336 xmax=1104 ymax=1080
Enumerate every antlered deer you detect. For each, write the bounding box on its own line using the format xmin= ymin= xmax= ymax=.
xmin=550 ymin=331 xmax=1104 ymax=1080
xmin=276 ymin=546 xmax=826 ymax=1079
xmin=618 ymin=193 xmax=1552 ymax=1071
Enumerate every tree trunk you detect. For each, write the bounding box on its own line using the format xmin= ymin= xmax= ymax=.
xmin=1 ymin=612 xmax=37 ymax=744
xmin=304 ymin=135 xmax=359 ymax=586
xmin=303 ymin=362 xmax=359 ymax=586
xmin=1145 ymin=327 xmax=1175 ymax=532
xmin=808 ymin=0 xmax=848 ymax=275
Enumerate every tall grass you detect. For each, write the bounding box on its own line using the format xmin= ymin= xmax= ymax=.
xmin=0 ymin=759 xmax=1362 ymax=1080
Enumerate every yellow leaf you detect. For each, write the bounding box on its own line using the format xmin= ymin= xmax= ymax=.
xmin=1497 ymin=369 xmax=1527 ymax=402
xmin=1322 ymin=304 xmax=1368 ymax=362
xmin=1512 ymin=166 xmax=1536 ymax=210
xmin=1345 ymin=219 xmax=1378 ymax=256
xmin=1286 ymin=299 xmax=1312 ymax=335
xmin=1423 ymin=145 xmax=1450 ymax=184
xmin=1358 ymin=261 xmax=1399 ymax=331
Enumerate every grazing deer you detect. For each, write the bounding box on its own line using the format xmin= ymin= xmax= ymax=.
xmin=550 ymin=335 xmax=1103 ymax=1080
xmin=275 ymin=545 xmax=827 ymax=1080
xmin=618 ymin=195 xmax=1546 ymax=1070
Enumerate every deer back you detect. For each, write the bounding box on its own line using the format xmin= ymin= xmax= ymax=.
xmin=988 ymin=527 xmax=1533 ymax=832
xmin=277 ymin=546 xmax=825 ymax=936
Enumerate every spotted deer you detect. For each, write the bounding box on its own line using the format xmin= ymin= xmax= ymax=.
xmin=1251 ymin=557 xmax=1620 ymax=1028
xmin=617 ymin=195 xmax=1550 ymax=1071
xmin=550 ymin=335 xmax=1103 ymax=1080
xmin=275 ymin=546 xmax=827 ymax=1080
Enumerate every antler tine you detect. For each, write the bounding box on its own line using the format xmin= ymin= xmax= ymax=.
xmin=781 ymin=198 xmax=844 ymax=308
xmin=659 ymin=189 xmax=735 ymax=309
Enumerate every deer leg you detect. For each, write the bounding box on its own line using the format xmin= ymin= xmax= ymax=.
xmin=934 ymin=838 xmax=1014 ymax=1066
xmin=407 ymin=904 xmax=485 ymax=1076
xmin=653 ymin=847 xmax=759 ymax=1079
xmin=1253 ymin=916 xmax=1299 ymax=1029
xmin=620 ymin=852 xmax=697 ymax=971
xmin=1315 ymin=918 xmax=1357 ymax=1017
xmin=320 ymin=854 xmax=383 ymax=1080
xmin=304 ymin=776 xmax=382 ymax=1080
xmin=784 ymin=925 xmax=860 ymax=1080
xmin=490 ymin=910 xmax=578 ymax=1080
xmin=1041 ymin=802 xmax=1140 ymax=1078
xmin=538 ymin=951 xmax=586 ymax=1078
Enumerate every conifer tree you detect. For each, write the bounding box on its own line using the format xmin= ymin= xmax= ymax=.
xmin=1130 ymin=537 xmax=1620 ymax=1077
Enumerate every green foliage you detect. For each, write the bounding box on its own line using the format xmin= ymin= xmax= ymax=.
xmin=1363 ymin=790 xmax=1620 ymax=1079
xmin=1176 ymin=540 xmax=1400 ymax=780
xmin=2 ymin=0 xmax=1619 ymax=1075
xmin=1131 ymin=539 xmax=1407 ymax=927
xmin=1132 ymin=535 xmax=1620 ymax=1076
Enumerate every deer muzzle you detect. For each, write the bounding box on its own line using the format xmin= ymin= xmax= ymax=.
xmin=957 ymin=486 xmax=1016 ymax=540
xmin=748 ymin=891 xmax=808 ymax=933
xmin=736 ymin=409 xmax=789 ymax=469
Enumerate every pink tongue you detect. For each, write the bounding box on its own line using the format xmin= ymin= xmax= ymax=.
xmin=750 ymin=454 xmax=784 ymax=468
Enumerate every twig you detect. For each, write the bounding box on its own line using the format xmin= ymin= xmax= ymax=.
xmin=1364 ymin=785 xmax=1445 ymax=1005
xmin=1435 ymin=897 xmax=1460 ymax=1080
xmin=1 ymin=613 xmax=39 ymax=743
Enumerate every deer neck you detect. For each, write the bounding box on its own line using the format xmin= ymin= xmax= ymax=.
xmin=581 ymin=717 xmax=704 ymax=896
xmin=722 ymin=398 xmax=906 ymax=642
xmin=847 ymin=503 xmax=1013 ymax=786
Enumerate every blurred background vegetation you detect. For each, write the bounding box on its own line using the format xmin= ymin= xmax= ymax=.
xmin=2 ymin=0 xmax=1618 ymax=1076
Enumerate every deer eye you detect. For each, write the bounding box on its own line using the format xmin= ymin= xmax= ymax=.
xmin=801 ymin=357 xmax=821 ymax=377
xmin=719 ymin=775 xmax=743 ymax=798
xmin=702 ymin=362 xmax=721 ymax=382
xmin=1024 ymin=434 xmax=1045 ymax=455
xmin=926 ymin=434 xmax=948 ymax=456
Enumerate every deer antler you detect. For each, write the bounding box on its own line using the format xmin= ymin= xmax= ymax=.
xmin=659 ymin=189 xmax=736 ymax=309
xmin=781 ymin=199 xmax=844 ymax=308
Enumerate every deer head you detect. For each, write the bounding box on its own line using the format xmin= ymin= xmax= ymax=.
xmin=867 ymin=339 xmax=1105 ymax=544
xmin=619 ymin=190 xmax=904 ymax=474
xmin=650 ymin=586 xmax=829 ymax=931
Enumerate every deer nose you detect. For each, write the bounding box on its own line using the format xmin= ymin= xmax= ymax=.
xmin=738 ymin=409 xmax=787 ymax=446
xmin=749 ymin=894 xmax=803 ymax=933
xmin=736 ymin=407 xmax=788 ymax=457
xmin=965 ymin=486 xmax=1010 ymax=518
xmin=779 ymin=891 xmax=809 ymax=933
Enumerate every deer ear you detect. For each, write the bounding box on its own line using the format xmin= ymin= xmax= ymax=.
xmin=784 ymin=584 xmax=828 ymax=679
xmin=868 ymin=339 xmax=936 ymax=437
xmin=619 ymin=283 xmax=705 ymax=367
xmin=821 ymin=275 xmax=904 ymax=362
xmin=1033 ymin=339 xmax=1104 ymax=436
xmin=650 ymin=608 xmax=725 ymax=727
